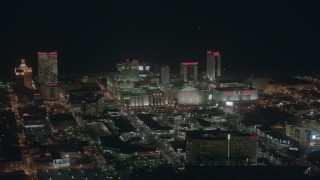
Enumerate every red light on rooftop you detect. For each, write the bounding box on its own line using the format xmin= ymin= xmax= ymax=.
xmin=214 ymin=51 xmax=220 ymax=56
xmin=207 ymin=50 xmax=213 ymax=55
xmin=182 ymin=62 xmax=198 ymax=66
xmin=49 ymin=52 xmax=57 ymax=56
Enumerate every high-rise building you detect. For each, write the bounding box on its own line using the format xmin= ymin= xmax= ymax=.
xmin=38 ymin=52 xmax=59 ymax=101
xmin=156 ymin=64 xmax=170 ymax=84
xmin=117 ymin=59 xmax=140 ymax=82
xmin=207 ymin=50 xmax=221 ymax=81
xmin=15 ymin=59 xmax=32 ymax=88
xmin=181 ymin=62 xmax=198 ymax=82
xmin=38 ymin=52 xmax=58 ymax=83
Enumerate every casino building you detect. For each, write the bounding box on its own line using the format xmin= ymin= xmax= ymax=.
xmin=211 ymin=87 xmax=258 ymax=102
xmin=167 ymin=86 xmax=212 ymax=105
xmin=117 ymin=88 xmax=166 ymax=107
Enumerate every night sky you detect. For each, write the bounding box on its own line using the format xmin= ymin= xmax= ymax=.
xmin=1 ymin=0 xmax=320 ymax=77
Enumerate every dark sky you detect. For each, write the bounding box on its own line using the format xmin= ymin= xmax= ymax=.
xmin=1 ymin=0 xmax=320 ymax=77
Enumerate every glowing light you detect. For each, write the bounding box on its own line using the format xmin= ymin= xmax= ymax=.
xmin=214 ymin=51 xmax=220 ymax=56
xmin=223 ymin=91 xmax=235 ymax=95
xmin=38 ymin=52 xmax=57 ymax=56
xmin=46 ymin=83 xmax=58 ymax=87
xmin=207 ymin=50 xmax=213 ymax=55
xmin=182 ymin=62 xmax=198 ymax=66
xmin=226 ymin=101 xmax=234 ymax=106
xmin=50 ymin=52 xmax=57 ymax=56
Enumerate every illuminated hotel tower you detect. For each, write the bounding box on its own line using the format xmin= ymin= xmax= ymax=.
xmin=181 ymin=62 xmax=198 ymax=82
xmin=15 ymin=59 xmax=32 ymax=88
xmin=207 ymin=50 xmax=221 ymax=81
xmin=117 ymin=59 xmax=140 ymax=82
xmin=38 ymin=52 xmax=58 ymax=83
xmin=38 ymin=52 xmax=59 ymax=100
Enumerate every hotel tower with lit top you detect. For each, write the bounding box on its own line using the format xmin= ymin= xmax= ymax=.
xmin=15 ymin=59 xmax=33 ymax=88
xmin=207 ymin=50 xmax=221 ymax=81
xmin=37 ymin=52 xmax=59 ymax=100
xmin=181 ymin=61 xmax=198 ymax=82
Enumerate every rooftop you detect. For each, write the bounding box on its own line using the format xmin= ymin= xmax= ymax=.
xmin=186 ymin=130 xmax=255 ymax=140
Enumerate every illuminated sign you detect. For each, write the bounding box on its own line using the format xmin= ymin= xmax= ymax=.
xmin=223 ymin=91 xmax=235 ymax=95
xmin=46 ymin=83 xmax=58 ymax=87
xmin=289 ymin=147 xmax=298 ymax=151
xmin=214 ymin=51 xmax=220 ymax=56
xmin=38 ymin=52 xmax=48 ymax=55
xmin=50 ymin=52 xmax=57 ymax=56
xmin=226 ymin=101 xmax=233 ymax=106
xmin=181 ymin=62 xmax=198 ymax=66
xmin=38 ymin=52 xmax=57 ymax=56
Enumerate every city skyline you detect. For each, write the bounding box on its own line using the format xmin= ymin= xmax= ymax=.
xmin=1 ymin=2 xmax=320 ymax=178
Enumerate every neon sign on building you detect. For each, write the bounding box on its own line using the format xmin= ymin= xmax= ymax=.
xmin=181 ymin=62 xmax=198 ymax=66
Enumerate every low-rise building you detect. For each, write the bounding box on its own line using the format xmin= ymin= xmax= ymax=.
xmin=211 ymin=87 xmax=258 ymax=102
xmin=118 ymin=88 xmax=166 ymax=107
xmin=186 ymin=130 xmax=257 ymax=165
xmin=286 ymin=123 xmax=320 ymax=146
